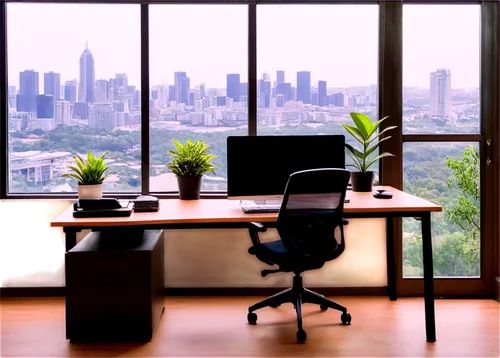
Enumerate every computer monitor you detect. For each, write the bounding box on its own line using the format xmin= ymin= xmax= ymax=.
xmin=227 ymin=135 xmax=345 ymax=201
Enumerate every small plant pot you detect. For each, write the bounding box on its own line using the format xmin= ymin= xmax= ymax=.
xmin=78 ymin=184 xmax=103 ymax=199
xmin=177 ymin=176 xmax=202 ymax=200
xmin=351 ymin=171 xmax=374 ymax=192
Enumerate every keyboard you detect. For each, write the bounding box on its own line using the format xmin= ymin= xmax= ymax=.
xmin=241 ymin=204 xmax=281 ymax=213
xmin=241 ymin=197 xmax=350 ymax=214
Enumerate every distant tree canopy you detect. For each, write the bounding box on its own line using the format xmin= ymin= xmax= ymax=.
xmin=445 ymin=145 xmax=480 ymax=263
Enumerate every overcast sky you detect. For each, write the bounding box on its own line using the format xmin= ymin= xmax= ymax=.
xmin=6 ymin=4 xmax=480 ymax=91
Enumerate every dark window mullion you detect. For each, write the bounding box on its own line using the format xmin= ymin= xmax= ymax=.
xmin=248 ymin=4 xmax=256 ymax=136
xmin=0 ymin=0 xmax=7 ymax=199
xmin=141 ymin=3 xmax=150 ymax=195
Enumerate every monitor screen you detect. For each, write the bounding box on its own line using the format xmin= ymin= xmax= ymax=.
xmin=227 ymin=135 xmax=345 ymax=200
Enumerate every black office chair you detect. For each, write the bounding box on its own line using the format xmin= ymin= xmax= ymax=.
xmin=246 ymin=168 xmax=352 ymax=342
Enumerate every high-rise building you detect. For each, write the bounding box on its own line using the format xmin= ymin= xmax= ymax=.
xmin=258 ymin=78 xmax=271 ymax=108
xmin=318 ymin=80 xmax=327 ymax=107
xmin=277 ymin=71 xmax=285 ymax=83
xmin=227 ymin=74 xmax=240 ymax=102
xmin=95 ymin=79 xmax=109 ymax=102
xmin=36 ymin=94 xmax=54 ymax=119
xmin=429 ymin=69 xmax=452 ymax=118
xmin=89 ymin=102 xmax=115 ymax=130
xmin=297 ymin=71 xmax=311 ymax=104
xmin=174 ymin=72 xmax=190 ymax=105
xmin=199 ymin=84 xmax=205 ymax=98
xmin=44 ymin=72 xmax=60 ymax=108
xmin=168 ymin=85 xmax=176 ymax=102
xmin=64 ymin=80 xmax=78 ymax=104
xmin=17 ymin=70 xmax=39 ymax=113
xmin=276 ymin=82 xmax=292 ymax=103
xmin=8 ymin=86 xmax=16 ymax=109
xmin=55 ymin=101 xmax=71 ymax=126
xmin=79 ymin=43 xmax=95 ymax=103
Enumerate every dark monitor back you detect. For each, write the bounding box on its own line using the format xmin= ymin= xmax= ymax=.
xmin=227 ymin=135 xmax=345 ymax=200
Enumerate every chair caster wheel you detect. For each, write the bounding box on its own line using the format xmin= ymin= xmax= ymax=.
xmin=320 ymin=304 xmax=328 ymax=311
xmin=270 ymin=304 xmax=281 ymax=308
xmin=341 ymin=312 xmax=352 ymax=325
xmin=296 ymin=329 xmax=307 ymax=342
xmin=247 ymin=312 xmax=257 ymax=324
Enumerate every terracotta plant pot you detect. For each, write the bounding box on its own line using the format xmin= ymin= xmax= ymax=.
xmin=350 ymin=171 xmax=374 ymax=192
xmin=177 ymin=176 xmax=202 ymax=200
xmin=78 ymin=184 xmax=103 ymax=199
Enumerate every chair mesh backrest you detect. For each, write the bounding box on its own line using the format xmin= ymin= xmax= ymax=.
xmin=277 ymin=168 xmax=350 ymax=261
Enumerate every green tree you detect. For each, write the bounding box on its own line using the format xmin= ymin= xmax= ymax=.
xmin=445 ymin=145 xmax=480 ymax=262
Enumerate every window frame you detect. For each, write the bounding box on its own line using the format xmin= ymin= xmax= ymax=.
xmin=0 ymin=0 xmax=498 ymax=299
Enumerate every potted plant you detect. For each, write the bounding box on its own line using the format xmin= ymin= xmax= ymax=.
xmin=341 ymin=112 xmax=397 ymax=192
xmin=166 ymin=138 xmax=217 ymax=200
xmin=62 ymin=150 xmax=109 ymax=198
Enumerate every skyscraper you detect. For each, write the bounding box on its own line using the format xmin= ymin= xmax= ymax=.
xmin=297 ymin=71 xmax=311 ymax=104
xmin=64 ymin=80 xmax=78 ymax=104
xmin=227 ymin=74 xmax=240 ymax=102
xmin=318 ymin=80 xmax=327 ymax=107
xmin=174 ymin=72 xmax=190 ymax=105
xmin=79 ymin=42 xmax=95 ymax=103
xmin=429 ymin=69 xmax=452 ymax=118
xmin=95 ymin=79 xmax=109 ymax=102
xmin=44 ymin=72 xmax=60 ymax=113
xmin=277 ymin=71 xmax=285 ymax=83
xmin=17 ymin=70 xmax=39 ymax=113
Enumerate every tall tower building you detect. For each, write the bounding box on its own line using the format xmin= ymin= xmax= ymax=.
xmin=55 ymin=101 xmax=71 ymax=126
xmin=17 ymin=70 xmax=39 ymax=113
xmin=226 ymin=74 xmax=240 ymax=102
xmin=318 ymin=80 xmax=327 ymax=107
xmin=297 ymin=71 xmax=311 ymax=104
xmin=95 ymin=79 xmax=109 ymax=102
xmin=64 ymin=80 xmax=78 ymax=104
xmin=174 ymin=72 xmax=190 ymax=105
xmin=277 ymin=71 xmax=285 ymax=83
xmin=44 ymin=72 xmax=60 ymax=105
xmin=429 ymin=69 xmax=451 ymax=118
xmin=79 ymin=42 xmax=95 ymax=103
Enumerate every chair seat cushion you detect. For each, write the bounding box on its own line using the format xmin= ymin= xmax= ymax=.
xmin=261 ymin=240 xmax=288 ymax=255
xmin=256 ymin=236 xmax=339 ymax=271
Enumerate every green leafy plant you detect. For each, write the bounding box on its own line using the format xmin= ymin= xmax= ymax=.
xmin=166 ymin=138 xmax=217 ymax=176
xmin=62 ymin=150 xmax=109 ymax=185
xmin=341 ymin=112 xmax=397 ymax=173
xmin=445 ymin=145 xmax=480 ymax=261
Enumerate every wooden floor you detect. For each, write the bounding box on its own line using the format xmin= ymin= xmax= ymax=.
xmin=1 ymin=296 xmax=499 ymax=357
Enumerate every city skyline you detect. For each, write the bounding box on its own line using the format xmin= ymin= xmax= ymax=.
xmin=6 ymin=4 xmax=480 ymax=90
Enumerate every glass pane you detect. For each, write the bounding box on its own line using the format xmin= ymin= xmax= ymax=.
xmin=403 ymin=5 xmax=480 ymax=134
xmin=7 ymin=4 xmax=141 ymax=194
xmin=403 ymin=142 xmax=480 ymax=278
xmin=257 ymin=5 xmax=379 ymax=175
xmin=149 ymin=5 xmax=247 ymax=193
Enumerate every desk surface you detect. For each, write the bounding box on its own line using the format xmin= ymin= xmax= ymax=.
xmin=51 ymin=186 xmax=442 ymax=228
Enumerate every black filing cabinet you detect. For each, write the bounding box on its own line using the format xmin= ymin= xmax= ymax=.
xmin=65 ymin=229 xmax=165 ymax=342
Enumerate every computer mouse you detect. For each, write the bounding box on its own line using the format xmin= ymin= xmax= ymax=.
xmin=373 ymin=189 xmax=393 ymax=199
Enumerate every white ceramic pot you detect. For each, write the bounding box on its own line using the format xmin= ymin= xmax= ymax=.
xmin=78 ymin=184 xmax=103 ymax=199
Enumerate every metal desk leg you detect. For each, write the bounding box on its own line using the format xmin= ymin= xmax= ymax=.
xmin=386 ymin=216 xmax=397 ymax=301
xmin=421 ymin=212 xmax=436 ymax=342
xmin=64 ymin=228 xmax=79 ymax=252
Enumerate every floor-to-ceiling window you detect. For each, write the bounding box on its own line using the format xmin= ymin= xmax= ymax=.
xmin=1 ymin=0 xmax=497 ymax=297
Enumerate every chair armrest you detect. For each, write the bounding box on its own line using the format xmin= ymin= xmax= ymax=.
xmin=249 ymin=222 xmax=267 ymax=233
xmin=248 ymin=222 xmax=267 ymax=248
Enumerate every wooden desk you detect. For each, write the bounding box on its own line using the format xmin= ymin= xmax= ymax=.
xmin=51 ymin=186 xmax=441 ymax=342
